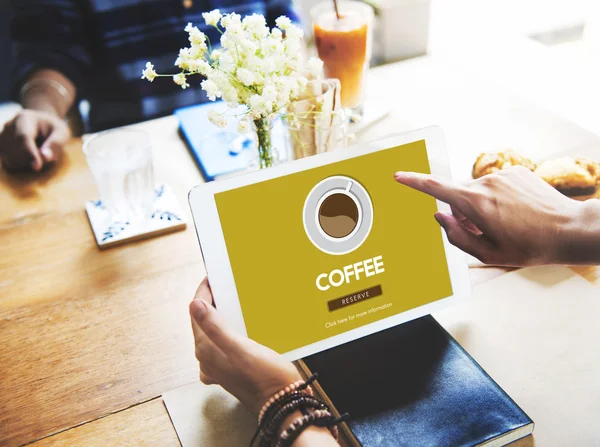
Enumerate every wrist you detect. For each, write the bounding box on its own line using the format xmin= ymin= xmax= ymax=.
xmin=254 ymin=372 xmax=304 ymax=415
xmin=21 ymin=88 xmax=65 ymax=117
xmin=277 ymin=410 xmax=334 ymax=446
xmin=20 ymin=70 xmax=75 ymax=118
xmin=554 ymin=199 xmax=600 ymax=265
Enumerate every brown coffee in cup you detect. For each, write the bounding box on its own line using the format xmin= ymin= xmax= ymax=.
xmin=318 ymin=193 xmax=359 ymax=238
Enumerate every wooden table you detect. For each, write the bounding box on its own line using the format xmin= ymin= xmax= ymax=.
xmin=1 ymin=56 xmax=599 ymax=446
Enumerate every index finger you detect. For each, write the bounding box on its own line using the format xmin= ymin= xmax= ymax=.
xmin=394 ymin=171 xmax=473 ymax=210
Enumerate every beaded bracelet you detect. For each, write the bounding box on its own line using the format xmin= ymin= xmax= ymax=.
xmin=260 ymin=392 xmax=305 ymax=428
xmin=250 ymin=375 xmax=320 ymax=447
xmin=276 ymin=409 xmax=335 ymax=447
xmin=258 ymin=379 xmax=314 ymax=424
xmin=263 ymin=396 xmax=327 ymax=438
xmin=252 ymin=392 xmax=309 ymax=447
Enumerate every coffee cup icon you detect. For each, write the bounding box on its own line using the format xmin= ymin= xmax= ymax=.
xmin=303 ymin=176 xmax=373 ymax=255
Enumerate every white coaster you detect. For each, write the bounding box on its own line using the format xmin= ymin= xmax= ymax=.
xmin=85 ymin=184 xmax=187 ymax=249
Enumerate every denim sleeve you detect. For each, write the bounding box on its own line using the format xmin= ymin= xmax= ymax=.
xmin=9 ymin=0 xmax=92 ymax=100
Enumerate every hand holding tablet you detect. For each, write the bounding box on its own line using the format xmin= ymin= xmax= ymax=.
xmin=189 ymin=127 xmax=471 ymax=360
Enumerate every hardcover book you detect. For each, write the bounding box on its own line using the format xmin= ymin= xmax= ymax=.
xmin=298 ymin=315 xmax=534 ymax=447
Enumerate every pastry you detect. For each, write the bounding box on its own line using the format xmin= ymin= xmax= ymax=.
xmin=472 ymin=150 xmax=536 ymax=179
xmin=534 ymin=157 xmax=599 ymax=194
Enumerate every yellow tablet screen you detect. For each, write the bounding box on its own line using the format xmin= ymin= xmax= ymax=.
xmin=215 ymin=140 xmax=452 ymax=353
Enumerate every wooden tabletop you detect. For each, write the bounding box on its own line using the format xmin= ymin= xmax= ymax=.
xmin=1 ymin=56 xmax=599 ymax=446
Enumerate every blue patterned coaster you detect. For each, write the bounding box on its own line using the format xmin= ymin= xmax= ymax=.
xmin=85 ymin=184 xmax=187 ymax=249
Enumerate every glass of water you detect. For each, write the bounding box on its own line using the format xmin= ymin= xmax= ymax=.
xmin=84 ymin=128 xmax=155 ymax=222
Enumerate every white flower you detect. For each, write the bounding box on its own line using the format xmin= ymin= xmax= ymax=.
xmin=175 ymin=47 xmax=191 ymax=69
xmin=173 ymin=73 xmax=190 ymax=89
xmin=221 ymin=13 xmax=242 ymax=31
xmin=275 ymin=16 xmax=292 ymax=30
xmin=243 ymin=14 xmax=268 ymax=38
xmin=239 ymin=37 xmax=259 ymax=54
xmin=146 ymin=12 xmax=315 ymax=122
xmin=218 ymin=52 xmax=236 ymax=73
xmin=141 ymin=62 xmax=157 ymax=82
xmin=187 ymin=59 xmax=212 ymax=75
xmin=189 ymin=42 xmax=207 ymax=58
xmin=263 ymin=84 xmax=278 ymax=102
xmin=237 ymin=120 xmax=250 ymax=133
xmin=174 ymin=57 xmax=187 ymax=70
xmin=201 ymin=79 xmax=221 ymax=101
xmin=185 ymin=24 xmax=206 ymax=46
xmin=219 ymin=33 xmax=233 ymax=50
xmin=271 ymin=28 xmax=283 ymax=41
xmin=249 ymin=94 xmax=273 ymax=118
xmin=285 ymin=24 xmax=304 ymax=40
xmin=307 ymin=57 xmax=324 ymax=77
xmin=245 ymin=55 xmax=263 ymax=73
xmin=202 ymin=9 xmax=222 ymax=27
xmin=236 ymin=67 xmax=255 ymax=86
xmin=284 ymin=38 xmax=302 ymax=55
xmin=208 ymin=109 xmax=228 ymax=128
xmin=297 ymin=76 xmax=308 ymax=89
xmin=221 ymin=84 xmax=239 ymax=105
xmin=178 ymin=47 xmax=190 ymax=59
xmin=262 ymin=36 xmax=284 ymax=56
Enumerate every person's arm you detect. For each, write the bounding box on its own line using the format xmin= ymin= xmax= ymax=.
xmin=190 ymin=279 xmax=340 ymax=446
xmin=277 ymin=410 xmax=340 ymax=446
xmin=10 ymin=0 xmax=90 ymax=111
xmin=0 ymin=0 xmax=90 ymax=172
xmin=559 ymin=198 xmax=600 ymax=265
xmin=20 ymin=69 xmax=76 ymax=118
xmin=394 ymin=166 xmax=600 ymax=267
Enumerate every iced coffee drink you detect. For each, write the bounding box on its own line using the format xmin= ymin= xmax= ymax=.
xmin=312 ymin=1 xmax=373 ymax=114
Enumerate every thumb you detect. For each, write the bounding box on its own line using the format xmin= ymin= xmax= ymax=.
xmin=190 ymin=299 xmax=243 ymax=356
xmin=20 ymin=135 xmax=44 ymax=171
xmin=39 ymin=128 xmax=66 ymax=162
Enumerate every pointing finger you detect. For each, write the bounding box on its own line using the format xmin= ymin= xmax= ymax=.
xmin=394 ymin=171 xmax=473 ymax=211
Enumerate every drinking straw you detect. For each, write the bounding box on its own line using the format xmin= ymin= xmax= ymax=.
xmin=333 ymin=0 xmax=341 ymax=19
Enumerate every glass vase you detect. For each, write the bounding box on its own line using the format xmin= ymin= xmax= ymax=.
xmin=253 ymin=118 xmax=277 ymax=169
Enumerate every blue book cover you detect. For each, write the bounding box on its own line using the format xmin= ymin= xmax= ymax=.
xmin=175 ymin=102 xmax=288 ymax=181
xmin=302 ymin=315 xmax=534 ymax=446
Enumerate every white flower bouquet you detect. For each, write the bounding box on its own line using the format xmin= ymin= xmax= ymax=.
xmin=142 ymin=9 xmax=323 ymax=168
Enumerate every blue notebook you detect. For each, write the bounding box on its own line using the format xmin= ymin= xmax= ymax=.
xmin=301 ymin=315 xmax=534 ymax=446
xmin=175 ymin=102 xmax=288 ymax=181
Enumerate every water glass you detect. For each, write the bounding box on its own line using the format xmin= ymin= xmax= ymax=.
xmin=84 ymin=129 xmax=155 ymax=221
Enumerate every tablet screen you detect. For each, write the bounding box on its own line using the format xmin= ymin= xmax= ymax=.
xmin=214 ymin=139 xmax=452 ymax=354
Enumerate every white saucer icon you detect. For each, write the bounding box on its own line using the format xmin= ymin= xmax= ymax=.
xmin=303 ymin=176 xmax=373 ymax=255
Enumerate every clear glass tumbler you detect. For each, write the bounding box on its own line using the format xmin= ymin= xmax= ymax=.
xmin=288 ymin=111 xmax=349 ymax=159
xmin=311 ymin=0 xmax=374 ymax=120
xmin=83 ymin=128 xmax=155 ymax=222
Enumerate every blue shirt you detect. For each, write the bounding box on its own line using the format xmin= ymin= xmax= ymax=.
xmin=10 ymin=0 xmax=299 ymax=131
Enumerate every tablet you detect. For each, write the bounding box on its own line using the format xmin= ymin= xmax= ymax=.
xmin=189 ymin=127 xmax=471 ymax=360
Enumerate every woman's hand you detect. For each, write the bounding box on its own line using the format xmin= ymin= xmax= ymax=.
xmin=394 ymin=166 xmax=597 ymax=267
xmin=0 ymin=110 xmax=70 ymax=172
xmin=190 ymin=278 xmax=302 ymax=415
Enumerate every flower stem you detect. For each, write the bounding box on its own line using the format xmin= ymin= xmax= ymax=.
xmin=254 ymin=118 xmax=273 ymax=169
